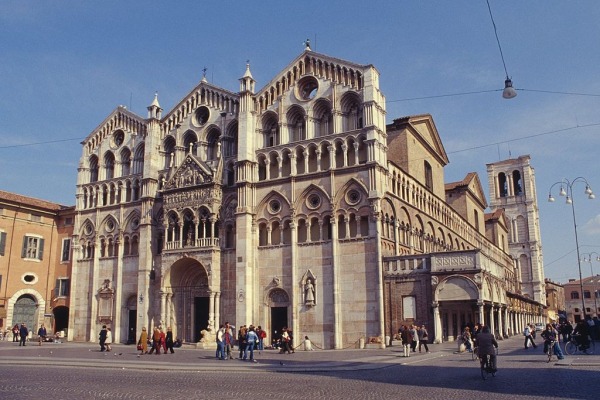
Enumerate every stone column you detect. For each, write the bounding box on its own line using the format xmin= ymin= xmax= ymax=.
xmin=214 ymin=292 xmax=220 ymax=330
xmin=208 ymin=291 xmax=215 ymax=330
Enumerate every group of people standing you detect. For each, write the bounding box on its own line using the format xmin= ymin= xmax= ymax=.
xmin=215 ymin=323 xmax=270 ymax=362
xmin=136 ymin=326 xmax=176 ymax=355
xmin=10 ymin=323 xmax=48 ymax=347
xmin=398 ymin=324 xmax=430 ymax=357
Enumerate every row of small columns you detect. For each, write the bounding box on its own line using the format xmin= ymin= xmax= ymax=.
xmin=260 ymin=142 xmax=361 ymax=180
xmin=164 ymin=217 xmax=217 ymax=246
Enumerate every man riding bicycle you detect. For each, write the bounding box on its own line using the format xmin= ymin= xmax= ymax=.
xmin=573 ymin=320 xmax=590 ymax=350
xmin=476 ymin=325 xmax=498 ymax=372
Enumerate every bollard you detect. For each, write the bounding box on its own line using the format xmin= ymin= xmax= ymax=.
xmin=359 ymin=337 xmax=365 ymax=349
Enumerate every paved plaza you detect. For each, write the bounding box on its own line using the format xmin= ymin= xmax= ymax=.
xmin=0 ymin=336 xmax=597 ymax=399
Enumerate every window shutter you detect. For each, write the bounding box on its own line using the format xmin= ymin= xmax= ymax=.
xmin=21 ymin=236 xmax=28 ymax=258
xmin=0 ymin=232 xmax=6 ymax=256
xmin=38 ymin=238 xmax=45 ymax=260
xmin=54 ymin=279 xmax=60 ymax=298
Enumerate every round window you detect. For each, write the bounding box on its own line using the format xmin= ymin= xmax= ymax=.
xmin=346 ymin=189 xmax=361 ymax=206
xmin=105 ymin=220 xmax=115 ymax=233
xmin=111 ymin=130 xmax=125 ymax=148
xmin=306 ymin=193 xmax=321 ymax=209
xmin=23 ymin=274 xmax=38 ymax=284
xmin=131 ymin=218 xmax=140 ymax=230
xmin=194 ymin=106 xmax=210 ymax=126
xmin=296 ymin=76 xmax=319 ymax=101
xmin=269 ymin=199 xmax=281 ymax=214
xmin=84 ymin=223 xmax=93 ymax=236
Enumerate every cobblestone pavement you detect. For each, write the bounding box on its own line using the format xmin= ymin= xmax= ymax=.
xmin=0 ymin=337 xmax=597 ymax=399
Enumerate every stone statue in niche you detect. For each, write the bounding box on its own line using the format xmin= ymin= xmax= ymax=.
xmin=304 ymin=278 xmax=315 ymax=306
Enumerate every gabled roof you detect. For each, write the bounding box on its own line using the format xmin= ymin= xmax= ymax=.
xmin=445 ymin=172 xmax=488 ymax=209
xmin=255 ymin=49 xmax=374 ymax=97
xmin=388 ymin=114 xmax=449 ymax=166
xmin=485 ymin=208 xmax=508 ymax=229
xmin=82 ymin=106 xmax=147 ymax=145
xmin=0 ymin=190 xmax=69 ymax=211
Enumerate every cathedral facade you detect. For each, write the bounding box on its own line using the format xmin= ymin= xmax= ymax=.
xmin=69 ymin=47 xmax=544 ymax=347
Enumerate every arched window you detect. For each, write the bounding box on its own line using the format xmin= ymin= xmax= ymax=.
xmin=313 ymin=99 xmax=333 ymax=137
xmin=89 ymin=155 xmax=99 ymax=183
xmin=132 ymin=145 xmax=144 ymax=175
xmin=341 ymin=93 xmax=363 ymax=132
xmin=262 ymin=114 xmax=279 ymax=148
xmin=120 ymin=148 xmax=131 ymax=176
xmin=223 ymin=121 xmax=238 ymax=157
xmin=206 ymin=127 xmax=221 ymax=161
xmin=163 ymin=136 xmax=176 ymax=169
xmin=183 ymin=131 xmax=198 ymax=155
xmin=498 ymin=172 xmax=508 ymax=197
xmin=513 ymin=170 xmax=523 ymax=195
xmin=287 ymin=106 xmax=306 ymax=142
xmin=104 ymin=152 xmax=115 ymax=180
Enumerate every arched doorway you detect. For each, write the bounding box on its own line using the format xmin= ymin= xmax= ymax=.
xmin=268 ymin=288 xmax=290 ymax=343
xmin=126 ymin=295 xmax=137 ymax=344
xmin=12 ymin=295 xmax=38 ymax=331
xmin=435 ymin=276 xmax=479 ymax=341
xmin=164 ymin=257 xmax=210 ymax=343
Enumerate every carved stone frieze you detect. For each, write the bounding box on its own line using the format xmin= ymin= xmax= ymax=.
xmin=163 ymin=156 xmax=214 ymax=190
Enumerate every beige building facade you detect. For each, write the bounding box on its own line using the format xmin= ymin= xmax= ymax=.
xmin=69 ymin=48 xmax=544 ymax=347
xmin=0 ymin=190 xmax=73 ymax=337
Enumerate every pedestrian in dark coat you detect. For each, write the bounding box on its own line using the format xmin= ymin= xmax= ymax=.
xmin=19 ymin=324 xmax=28 ymax=346
xmin=99 ymin=325 xmax=107 ymax=352
xmin=165 ymin=327 xmax=175 ymax=354
xmin=37 ymin=324 xmax=47 ymax=346
xmin=477 ymin=326 xmax=498 ymax=371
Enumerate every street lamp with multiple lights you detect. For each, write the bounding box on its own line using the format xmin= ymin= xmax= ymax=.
xmin=548 ymin=177 xmax=595 ymax=321
xmin=581 ymin=252 xmax=600 ymax=317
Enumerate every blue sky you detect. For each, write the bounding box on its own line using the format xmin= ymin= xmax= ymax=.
xmin=1 ymin=1 xmax=599 ymax=283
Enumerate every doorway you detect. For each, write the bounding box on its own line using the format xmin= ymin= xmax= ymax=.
xmin=194 ymin=297 xmax=209 ymax=342
xmin=12 ymin=295 xmax=37 ymax=330
xmin=270 ymin=306 xmax=288 ymax=344
xmin=128 ymin=309 xmax=137 ymax=344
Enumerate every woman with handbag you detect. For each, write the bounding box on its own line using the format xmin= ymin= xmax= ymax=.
xmin=138 ymin=327 xmax=148 ymax=355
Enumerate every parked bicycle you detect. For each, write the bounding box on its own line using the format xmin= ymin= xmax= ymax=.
xmin=564 ymin=335 xmax=595 ymax=355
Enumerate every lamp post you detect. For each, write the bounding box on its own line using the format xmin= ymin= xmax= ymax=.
xmin=548 ymin=177 xmax=595 ymax=321
xmin=581 ymin=252 xmax=600 ymax=317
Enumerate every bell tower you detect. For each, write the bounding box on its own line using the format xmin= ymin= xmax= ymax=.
xmin=487 ymin=155 xmax=546 ymax=303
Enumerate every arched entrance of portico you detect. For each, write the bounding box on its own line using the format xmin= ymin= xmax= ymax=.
xmin=266 ymin=288 xmax=290 ymax=342
xmin=163 ymin=257 xmax=211 ymax=343
xmin=434 ymin=275 xmax=479 ymax=342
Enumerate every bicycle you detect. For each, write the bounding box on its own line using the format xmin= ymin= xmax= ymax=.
xmin=564 ymin=335 xmax=595 ymax=355
xmin=479 ymin=350 xmax=497 ymax=380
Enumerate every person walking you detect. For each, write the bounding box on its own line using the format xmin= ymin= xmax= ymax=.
xmin=409 ymin=324 xmax=419 ymax=353
xmin=216 ymin=325 xmax=225 ymax=359
xmin=12 ymin=324 xmax=20 ymax=342
xmin=523 ymin=324 xmax=537 ymax=349
xmin=138 ymin=327 xmax=148 ymax=355
xmin=105 ymin=327 xmax=113 ymax=352
xmin=238 ymin=325 xmax=247 ymax=359
xmin=400 ymin=325 xmax=412 ymax=357
xmin=159 ymin=327 xmax=167 ymax=354
xmin=165 ymin=327 xmax=175 ymax=354
xmin=98 ymin=325 xmax=107 ymax=351
xmin=224 ymin=323 xmax=234 ymax=359
xmin=148 ymin=327 xmax=161 ymax=355
xmin=418 ymin=325 xmax=430 ymax=353
xmin=19 ymin=324 xmax=28 ymax=346
xmin=37 ymin=324 xmax=47 ymax=346
xmin=256 ymin=325 xmax=266 ymax=351
xmin=244 ymin=326 xmax=259 ymax=362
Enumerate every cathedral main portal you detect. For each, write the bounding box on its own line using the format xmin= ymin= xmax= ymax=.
xmin=164 ymin=258 xmax=211 ymax=343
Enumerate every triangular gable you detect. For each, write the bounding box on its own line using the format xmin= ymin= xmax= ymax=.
xmin=82 ymin=106 xmax=147 ymax=151
xmin=163 ymin=154 xmax=214 ymax=190
xmin=255 ymin=49 xmax=374 ymax=98
xmin=400 ymin=114 xmax=449 ymax=166
xmin=446 ymin=172 xmax=488 ymax=209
